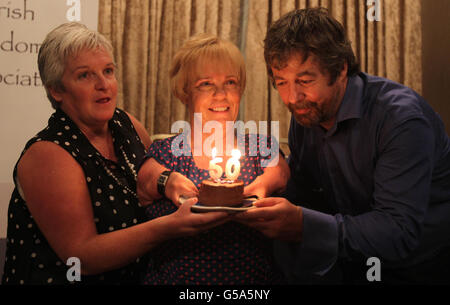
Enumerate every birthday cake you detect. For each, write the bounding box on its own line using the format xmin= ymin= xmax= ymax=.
xmin=198 ymin=179 xmax=244 ymax=206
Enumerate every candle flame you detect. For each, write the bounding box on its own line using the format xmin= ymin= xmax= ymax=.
xmin=231 ymin=149 xmax=241 ymax=159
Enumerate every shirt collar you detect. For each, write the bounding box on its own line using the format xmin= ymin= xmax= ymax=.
xmin=50 ymin=108 xmax=125 ymax=160
xmin=335 ymin=73 xmax=364 ymax=123
xmin=323 ymin=73 xmax=364 ymax=136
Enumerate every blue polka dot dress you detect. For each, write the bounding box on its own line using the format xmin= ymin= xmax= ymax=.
xmin=141 ymin=134 xmax=285 ymax=285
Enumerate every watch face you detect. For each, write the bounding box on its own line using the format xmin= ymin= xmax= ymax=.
xmin=158 ymin=175 xmax=166 ymax=185
xmin=157 ymin=171 xmax=172 ymax=196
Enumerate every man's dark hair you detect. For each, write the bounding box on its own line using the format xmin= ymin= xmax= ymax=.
xmin=264 ymin=7 xmax=360 ymax=86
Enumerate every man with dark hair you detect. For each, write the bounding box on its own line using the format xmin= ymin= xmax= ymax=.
xmin=235 ymin=8 xmax=450 ymax=284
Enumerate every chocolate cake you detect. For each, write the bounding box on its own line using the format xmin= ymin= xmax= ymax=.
xmin=198 ymin=179 xmax=244 ymax=206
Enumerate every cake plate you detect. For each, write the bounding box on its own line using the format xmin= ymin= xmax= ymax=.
xmin=180 ymin=196 xmax=257 ymax=213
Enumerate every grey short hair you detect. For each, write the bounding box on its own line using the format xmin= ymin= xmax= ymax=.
xmin=38 ymin=22 xmax=114 ymax=109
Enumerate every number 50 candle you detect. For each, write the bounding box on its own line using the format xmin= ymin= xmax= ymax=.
xmin=209 ymin=147 xmax=223 ymax=181
xmin=225 ymin=149 xmax=241 ymax=181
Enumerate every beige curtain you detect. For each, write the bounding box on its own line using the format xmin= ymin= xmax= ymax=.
xmin=98 ymin=0 xmax=422 ymax=147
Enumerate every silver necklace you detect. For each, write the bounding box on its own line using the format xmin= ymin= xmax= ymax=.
xmin=101 ymin=147 xmax=138 ymax=199
xmin=120 ymin=147 xmax=137 ymax=180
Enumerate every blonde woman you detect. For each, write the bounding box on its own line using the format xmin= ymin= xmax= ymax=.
xmin=138 ymin=34 xmax=290 ymax=284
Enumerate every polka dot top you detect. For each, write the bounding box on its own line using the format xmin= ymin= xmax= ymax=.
xmin=2 ymin=108 xmax=147 ymax=285
xmin=141 ymin=134 xmax=285 ymax=285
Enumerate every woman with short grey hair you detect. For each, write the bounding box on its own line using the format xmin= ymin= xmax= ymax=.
xmin=38 ymin=22 xmax=115 ymax=109
xmin=2 ymin=22 xmax=228 ymax=285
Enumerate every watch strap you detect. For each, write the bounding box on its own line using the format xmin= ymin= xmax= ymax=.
xmin=157 ymin=170 xmax=173 ymax=196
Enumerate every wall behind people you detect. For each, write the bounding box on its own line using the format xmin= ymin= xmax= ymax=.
xmin=0 ymin=0 xmax=99 ymax=238
xmin=422 ymin=0 xmax=450 ymax=136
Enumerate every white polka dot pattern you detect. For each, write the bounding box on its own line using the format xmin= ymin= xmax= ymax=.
xmin=2 ymin=108 xmax=147 ymax=285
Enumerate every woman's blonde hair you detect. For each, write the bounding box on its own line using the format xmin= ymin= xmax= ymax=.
xmin=38 ymin=22 xmax=114 ymax=109
xmin=170 ymin=34 xmax=246 ymax=103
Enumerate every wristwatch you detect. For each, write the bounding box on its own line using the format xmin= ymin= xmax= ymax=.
xmin=157 ymin=170 xmax=173 ymax=196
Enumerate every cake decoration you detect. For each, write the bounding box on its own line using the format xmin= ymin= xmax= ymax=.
xmin=200 ymin=148 xmax=244 ymax=206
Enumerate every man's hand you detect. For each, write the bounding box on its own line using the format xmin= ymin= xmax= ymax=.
xmin=232 ymin=197 xmax=303 ymax=242
xmin=243 ymin=182 xmax=268 ymax=199
xmin=165 ymin=172 xmax=199 ymax=206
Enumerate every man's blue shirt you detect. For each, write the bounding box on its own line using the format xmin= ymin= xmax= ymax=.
xmin=281 ymin=72 xmax=450 ymax=278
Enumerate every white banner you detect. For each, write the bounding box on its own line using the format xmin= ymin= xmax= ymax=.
xmin=0 ymin=0 xmax=99 ymax=237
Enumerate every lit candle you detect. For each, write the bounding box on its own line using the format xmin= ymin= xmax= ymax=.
xmin=225 ymin=149 xmax=241 ymax=181
xmin=209 ymin=147 xmax=223 ymax=181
